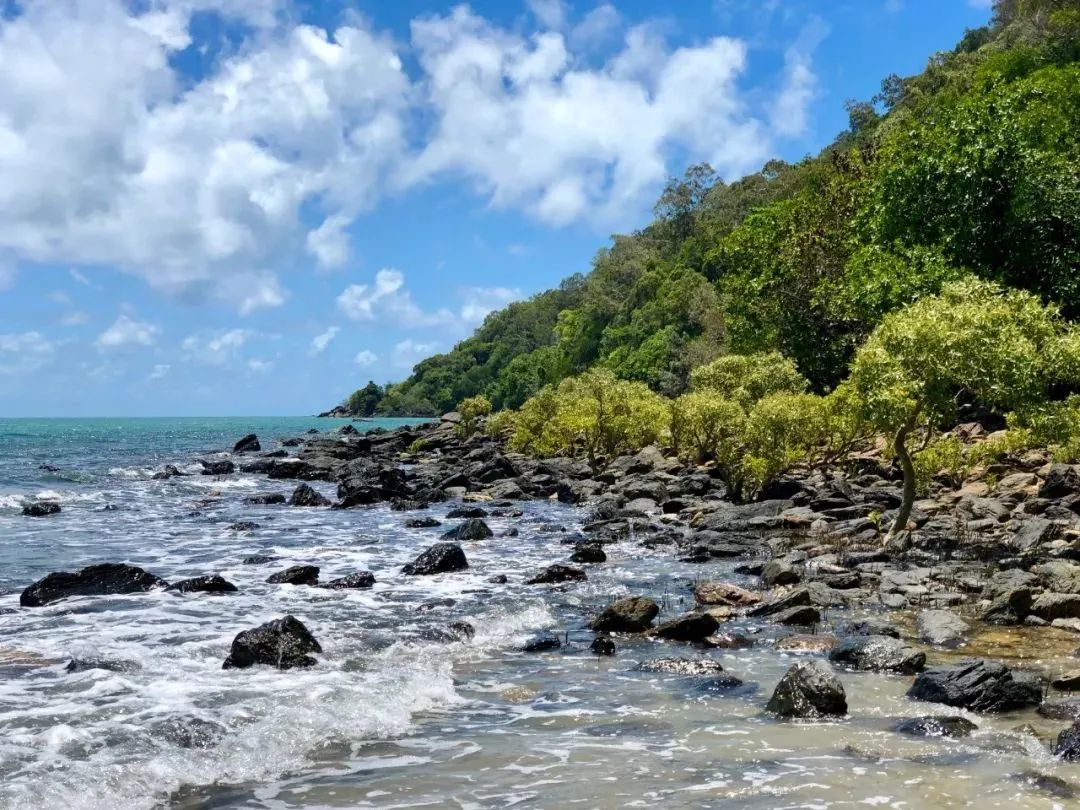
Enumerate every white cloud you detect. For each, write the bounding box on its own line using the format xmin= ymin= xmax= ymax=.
xmin=354 ymin=349 xmax=378 ymax=367
xmin=247 ymin=358 xmax=273 ymax=373
xmin=569 ymin=4 xmax=620 ymax=50
xmin=337 ymin=268 xmax=456 ymax=328
xmin=0 ymin=1 xmax=409 ymax=312
xmin=0 ymin=331 xmax=56 ymax=374
xmin=460 ymin=286 xmax=523 ymax=324
xmin=310 ymin=325 xmax=341 ymax=354
xmin=0 ymin=262 xmax=16 ymax=292
xmin=96 ymin=314 xmax=160 ymax=349
xmin=306 ymin=214 xmax=352 ymax=269
xmin=149 ymin=363 xmax=170 ymax=380
xmin=69 ymin=268 xmax=91 ymax=286
xmin=181 ymin=328 xmax=256 ymax=365
xmin=392 ymin=338 xmax=438 ymax=368
xmin=770 ymin=16 xmax=829 ymax=138
xmin=407 ymin=8 xmax=770 ymax=226
xmin=528 ymin=0 xmax=568 ymax=30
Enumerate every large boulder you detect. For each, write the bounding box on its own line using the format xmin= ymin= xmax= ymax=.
xmin=1030 ymin=593 xmax=1080 ymax=621
xmin=21 ymin=563 xmax=167 ymax=607
xmin=200 ymin=459 xmax=235 ymax=476
xmin=233 ymin=434 xmax=261 ymax=453
xmin=1035 ymin=561 xmax=1080 ymax=595
xmin=442 ymin=519 xmax=493 ymax=542
xmin=222 ymin=615 xmax=321 ymax=670
xmin=761 ymin=557 xmax=804 ymax=587
xmin=245 ymin=493 xmax=286 ymax=505
xmin=694 ymin=581 xmax=761 ymax=607
xmin=907 ymin=659 xmax=1044 ymax=712
xmin=525 ymin=564 xmax=587 ymax=585
xmin=336 ymin=458 xmax=411 ymax=506
xmin=321 ymin=572 xmax=375 ymax=590
xmin=22 ymin=501 xmax=60 ymax=517
xmin=766 ymin=660 xmax=847 ymax=719
xmin=402 ymin=543 xmax=468 ymax=575
xmin=829 ymin=635 xmax=926 ymax=674
xmin=570 ymin=543 xmax=607 ymax=563
xmin=590 ymin=597 xmax=660 ymax=633
xmin=917 ymin=609 xmax=969 ymax=648
xmin=1055 ymin=722 xmax=1080 ymax=761
xmin=1041 ymin=464 xmax=1080 ymax=498
xmin=649 ymin=611 xmax=720 ymax=642
xmin=266 ymin=565 xmax=320 ymax=586
xmin=289 ymin=483 xmax=331 ymax=507
xmin=166 ymin=575 xmax=238 ymax=594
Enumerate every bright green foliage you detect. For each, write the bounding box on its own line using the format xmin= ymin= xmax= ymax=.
xmin=484 ymin=409 xmax=518 ymax=439
xmin=508 ymin=369 xmax=669 ymax=468
xmin=456 ymin=395 xmax=492 ymax=438
xmin=345 ymin=381 xmax=385 ymax=417
xmin=913 ymin=435 xmax=970 ymax=494
xmin=669 ymin=392 xmax=745 ymax=464
xmin=741 ymin=393 xmax=830 ymax=495
xmin=690 ymin=352 xmax=808 ymax=408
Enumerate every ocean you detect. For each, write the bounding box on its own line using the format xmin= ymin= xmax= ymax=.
xmin=0 ymin=417 xmax=1070 ymax=809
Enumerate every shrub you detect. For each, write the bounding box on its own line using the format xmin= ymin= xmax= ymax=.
xmin=456 ymin=395 xmax=492 ymax=438
xmin=689 ymin=351 xmax=808 ymax=408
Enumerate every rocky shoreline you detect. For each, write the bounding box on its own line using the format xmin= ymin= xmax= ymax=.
xmin=15 ymin=412 xmax=1080 ymax=769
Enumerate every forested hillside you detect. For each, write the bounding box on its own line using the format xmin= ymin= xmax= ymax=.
xmin=344 ymin=0 xmax=1079 ymax=418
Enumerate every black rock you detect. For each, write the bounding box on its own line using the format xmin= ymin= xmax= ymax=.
xmin=838 ymin=619 xmax=901 ymax=639
xmin=591 ymin=637 xmax=616 ymax=656
xmin=402 ymin=543 xmax=468 ymax=576
xmin=446 ymin=506 xmax=488 ymax=519
xmin=152 ymin=464 xmax=186 ymax=480
xmin=22 ymin=501 xmax=60 ymax=517
xmin=525 ymin=564 xmax=587 ymax=585
xmin=829 ymin=635 xmax=926 ymax=674
xmin=21 ymin=563 xmax=167 ymax=607
xmin=405 ymin=517 xmax=442 ymax=529
xmin=520 ymin=633 xmax=562 ymax=652
xmin=289 ymin=483 xmax=331 ymax=507
xmin=321 ymin=572 xmax=375 ymax=590
xmin=766 ymin=660 xmax=848 ymax=719
xmin=590 ymin=597 xmax=660 ymax=633
xmin=771 ymin=605 xmax=821 ymax=626
xmin=153 ymin=716 xmax=226 ymax=749
xmin=200 ymin=460 xmax=235 ymax=476
xmin=637 ymin=658 xmax=727 ymax=676
xmin=1039 ymin=699 xmax=1080 ymax=721
xmin=65 ymin=657 xmax=140 ymax=674
xmin=222 ymin=615 xmax=322 ymax=670
xmin=230 ymin=522 xmax=260 ymax=532
xmin=650 ymin=611 xmax=720 ymax=642
xmin=233 ymin=434 xmax=261 ymax=453
xmin=1055 ymin=722 xmax=1080 ymax=761
xmin=893 ymin=716 xmax=978 ymax=738
xmin=907 ymin=659 xmax=1044 ymax=713
xmin=1041 ymin=464 xmax=1080 ymax=499
xmin=266 ymin=565 xmax=320 ymax=586
xmin=245 ymin=493 xmax=286 ymax=505
xmin=166 ymin=575 xmax=238 ymax=594
xmin=570 ymin=544 xmax=607 ymax=564
xmin=442 ymin=518 xmax=493 ymax=542
xmin=488 ymin=574 xmax=508 ymax=584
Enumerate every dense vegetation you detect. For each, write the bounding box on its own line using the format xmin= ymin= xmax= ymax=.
xmin=349 ymin=0 xmax=1079 ymax=418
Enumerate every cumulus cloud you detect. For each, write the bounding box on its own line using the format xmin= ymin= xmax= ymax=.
xmin=310 ymin=325 xmax=341 ymax=354
xmin=460 ymin=286 xmax=523 ymax=324
xmin=354 ymin=349 xmax=378 ymax=367
xmin=337 ymin=268 xmax=456 ymax=328
xmin=0 ymin=331 xmax=56 ymax=374
xmin=149 ymin=363 xmax=171 ymax=380
xmin=181 ymin=328 xmax=256 ymax=365
xmin=96 ymin=315 xmax=160 ymax=349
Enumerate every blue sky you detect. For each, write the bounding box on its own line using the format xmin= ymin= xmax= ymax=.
xmin=0 ymin=0 xmax=994 ymax=417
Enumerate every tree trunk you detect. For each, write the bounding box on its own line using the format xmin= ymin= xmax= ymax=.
xmin=888 ymin=418 xmax=917 ymax=540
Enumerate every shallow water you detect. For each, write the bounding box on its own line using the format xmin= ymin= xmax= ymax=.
xmin=1 ymin=417 xmax=1079 ymax=809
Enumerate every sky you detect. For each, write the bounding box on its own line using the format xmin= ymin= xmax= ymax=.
xmin=0 ymin=0 xmax=996 ymax=417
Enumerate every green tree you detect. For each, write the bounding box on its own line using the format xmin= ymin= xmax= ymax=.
xmin=690 ymin=351 xmax=808 ymax=407
xmin=457 ymin=395 xmax=492 ymax=438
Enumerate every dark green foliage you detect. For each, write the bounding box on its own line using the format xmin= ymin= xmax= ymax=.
xmin=342 ymin=3 xmax=1079 ymax=417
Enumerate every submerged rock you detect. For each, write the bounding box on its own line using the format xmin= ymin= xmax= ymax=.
xmin=520 ymin=633 xmax=562 ymax=652
xmin=321 ymin=572 xmax=375 ymax=590
xmin=907 ymin=659 xmax=1044 ymax=713
xmin=266 ymin=565 xmax=320 ymax=586
xmin=590 ymin=597 xmax=660 ymax=633
xmin=153 ymin=716 xmax=226 ymax=749
xmin=200 ymin=460 xmax=235 ymax=476
xmin=766 ymin=660 xmax=847 ymax=719
xmin=402 ymin=543 xmax=468 ymax=575
xmin=22 ymin=501 xmax=61 ymax=517
xmin=917 ymin=609 xmax=969 ymax=648
xmin=636 ymin=658 xmax=727 ymax=676
xmin=591 ymin=637 xmax=616 ymax=656
xmin=65 ymin=657 xmax=140 ymax=674
xmin=1055 ymin=722 xmax=1080 ymax=761
xmin=405 ymin=517 xmax=442 ymax=529
xmin=245 ymin=493 xmax=286 ymax=505
xmin=570 ymin=544 xmax=607 ymax=564
xmin=289 ymin=483 xmax=331 ymax=507
xmin=152 ymin=464 xmax=185 ymax=480
xmin=166 ymin=575 xmax=238 ymax=594
xmin=525 ymin=564 xmax=587 ymax=585
xmin=222 ymin=615 xmax=322 ymax=670
xmin=893 ymin=716 xmax=977 ymax=738
xmin=829 ymin=635 xmax=926 ymax=674
xmin=21 ymin=563 xmax=167 ymax=607
xmin=649 ymin=611 xmax=720 ymax=642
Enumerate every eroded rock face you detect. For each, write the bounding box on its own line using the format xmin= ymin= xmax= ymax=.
xmin=21 ymin=563 xmax=167 ymax=607
xmin=907 ymin=659 xmax=1044 ymax=713
xmin=402 ymin=543 xmax=468 ymax=576
xmin=590 ymin=597 xmax=660 ymax=633
xmin=222 ymin=615 xmax=322 ymax=670
xmin=829 ymin=635 xmax=926 ymax=675
xmin=766 ymin=660 xmax=847 ymax=719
